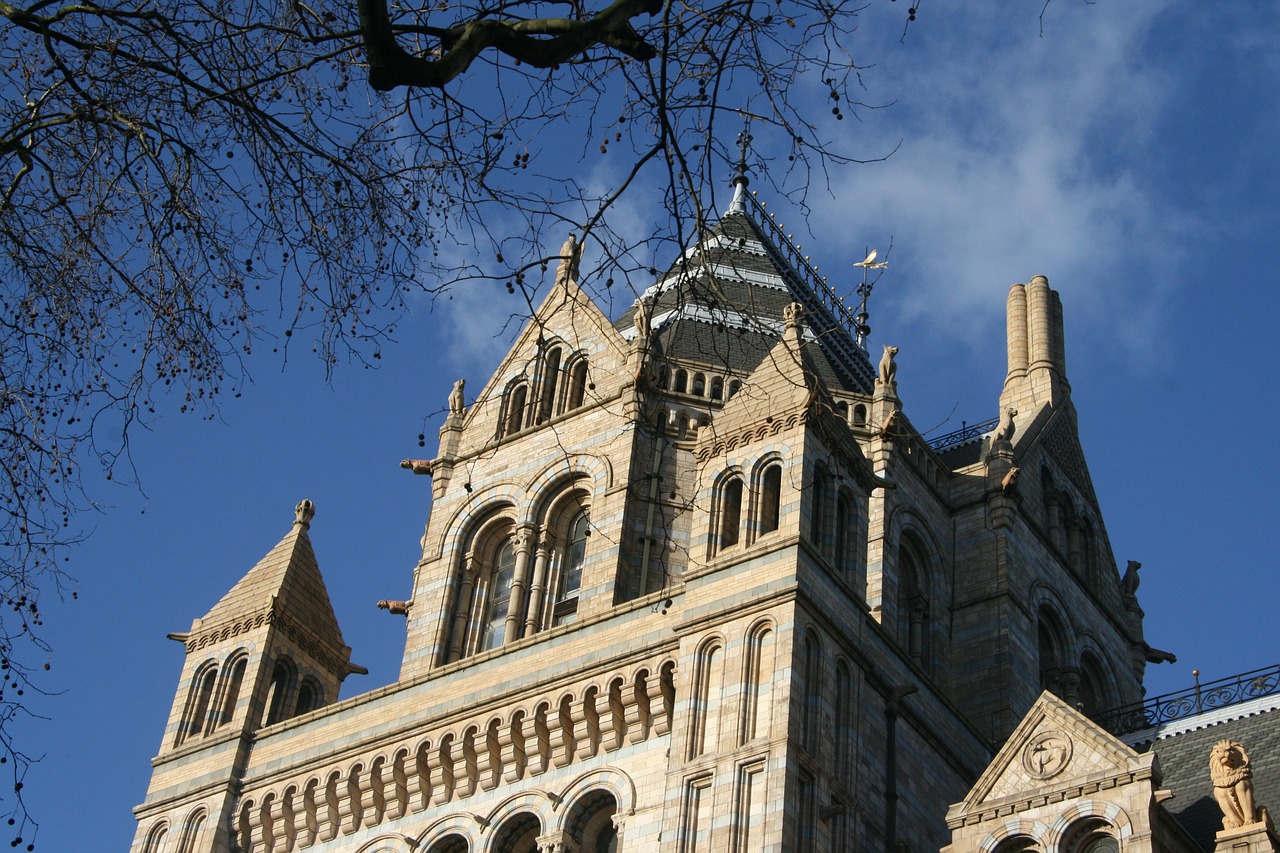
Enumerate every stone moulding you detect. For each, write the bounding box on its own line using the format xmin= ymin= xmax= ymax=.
xmin=233 ymin=654 xmax=677 ymax=852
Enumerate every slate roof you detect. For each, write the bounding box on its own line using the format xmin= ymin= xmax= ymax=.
xmin=615 ymin=191 xmax=876 ymax=394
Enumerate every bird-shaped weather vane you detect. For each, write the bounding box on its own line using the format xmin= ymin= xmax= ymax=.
xmin=853 ymin=248 xmax=889 ymax=348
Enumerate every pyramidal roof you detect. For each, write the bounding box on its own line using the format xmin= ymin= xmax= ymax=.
xmin=615 ymin=182 xmax=877 ymax=394
xmin=194 ymin=500 xmax=346 ymax=652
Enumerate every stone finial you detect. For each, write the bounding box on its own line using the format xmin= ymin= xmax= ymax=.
xmin=783 ymin=301 xmax=804 ymax=331
xmin=400 ymin=458 xmax=435 ymax=476
xmin=1211 ymin=740 xmax=1271 ymax=830
xmin=448 ymin=379 xmax=466 ymax=416
xmin=294 ymin=499 xmax=315 ymax=528
xmin=877 ymin=345 xmax=899 ymax=387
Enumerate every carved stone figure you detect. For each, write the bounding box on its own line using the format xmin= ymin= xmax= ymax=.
xmin=400 ymin=459 xmax=435 ymax=476
xmin=449 ymin=379 xmax=466 ymax=416
xmin=556 ymin=232 xmax=582 ymax=284
xmin=1001 ymin=466 xmax=1021 ymax=495
xmin=1211 ymin=740 xmax=1268 ymax=830
xmin=1120 ymin=560 xmax=1141 ymax=597
xmin=878 ymin=409 xmax=899 ymax=439
xmin=377 ymin=599 xmax=412 ymax=616
xmin=294 ymin=499 xmax=315 ymax=527
xmin=633 ymin=296 xmax=651 ymax=339
xmin=992 ymin=407 xmax=1017 ymax=445
xmin=878 ymin=345 xmax=899 ymax=386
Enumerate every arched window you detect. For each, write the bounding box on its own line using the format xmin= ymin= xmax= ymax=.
xmin=715 ymin=476 xmax=743 ymax=552
xmin=177 ymin=662 xmax=217 ymax=745
xmin=143 ymin=822 xmax=168 ymax=853
xmin=264 ymin=657 xmax=298 ymax=725
xmin=690 ymin=640 xmax=725 ymax=758
xmin=897 ymin=540 xmax=932 ymax=671
xmin=709 ymin=376 xmax=724 ymax=401
xmin=757 ymin=463 xmax=782 ymax=535
xmin=802 ymin=632 xmax=822 ymax=752
xmin=691 ymin=372 xmax=706 ymax=396
xmin=835 ymin=488 xmax=857 ymax=576
xmin=741 ymin=624 xmax=775 ymax=744
xmin=1064 ymin=819 xmax=1118 ymax=853
xmin=491 ymin=812 xmax=541 ymax=853
xmin=674 ymin=369 xmax=688 ymax=393
xmin=728 ymin=379 xmax=741 ymax=399
xmin=1079 ymin=652 xmax=1112 ymax=717
xmin=658 ymin=365 xmax=670 ymax=389
xmin=481 ymin=538 xmax=517 ymax=651
xmin=565 ymin=358 xmax=589 ymax=410
xmin=554 ymin=511 xmax=589 ymax=627
xmin=1038 ymin=605 xmax=1068 ymax=698
xmin=211 ymin=653 xmax=247 ymax=730
xmin=834 ymin=661 xmax=855 ymax=785
xmin=295 ymin=677 xmax=323 ymax=715
xmin=538 ymin=347 xmax=563 ymax=423
xmin=425 ymin=834 xmax=469 ymax=853
xmin=503 ymin=381 xmax=529 ymax=436
xmin=176 ymin=810 xmax=206 ymax=853
xmin=566 ymin=790 xmax=619 ymax=853
xmin=810 ymin=465 xmax=830 ymax=556
xmin=853 ymin=404 xmax=867 ymax=426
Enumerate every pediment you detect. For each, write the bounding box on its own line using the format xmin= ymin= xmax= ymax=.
xmin=955 ymin=691 xmax=1154 ymax=815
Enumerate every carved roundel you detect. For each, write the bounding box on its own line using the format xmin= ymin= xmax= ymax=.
xmin=1022 ymin=731 xmax=1073 ymax=779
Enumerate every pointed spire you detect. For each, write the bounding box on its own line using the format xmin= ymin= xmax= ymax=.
xmin=728 ymin=113 xmax=753 ymax=214
xmin=195 ymin=501 xmax=347 ymax=657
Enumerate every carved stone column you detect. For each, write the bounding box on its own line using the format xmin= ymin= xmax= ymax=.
xmin=506 ymin=524 xmax=537 ymax=642
xmin=448 ymin=550 xmax=482 ymax=662
xmin=524 ymin=537 xmax=552 ymax=635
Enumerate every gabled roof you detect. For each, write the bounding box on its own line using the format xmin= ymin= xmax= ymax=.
xmin=615 ymin=188 xmax=876 ymax=394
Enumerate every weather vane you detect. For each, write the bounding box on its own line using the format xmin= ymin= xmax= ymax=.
xmin=853 ymin=248 xmax=889 ymax=348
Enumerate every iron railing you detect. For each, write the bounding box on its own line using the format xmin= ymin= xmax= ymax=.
xmin=927 ymin=417 xmax=1000 ymax=452
xmin=1097 ymin=663 xmax=1280 ymax=736
xmin=740 ymin=191 xmax=877 ymax=391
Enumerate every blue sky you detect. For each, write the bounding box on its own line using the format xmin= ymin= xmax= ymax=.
xmin=20 ymin=2 xmax=1280 ymax=849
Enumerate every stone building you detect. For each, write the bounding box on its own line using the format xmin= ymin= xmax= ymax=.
xmin=132 ymin=176 xmax=1201 ymax=853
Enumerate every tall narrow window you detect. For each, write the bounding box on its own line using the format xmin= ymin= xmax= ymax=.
xmin=264 ymin=658 xmax=297 ymax=725
xmin=835 ymin=489 xmax=856 ymax=575
xmin=177 ymin=663 xmax=217 ymax=745
xmin=539 ymin=347 xmax=562 ymax=423
xmin=481 ymin=539 xmax=517 ymax=651
xmin=554 ymin=512 xmax=589 ymax=626
xmin=898 ymin=545 xmax=929 ymax=669
xmin=295 ymin=678 xmax=322 ymax=715
xmin=690 ymin=641 xmax=725 ymax=758
xmin=504 ymin=382 xmax=528 ymax=435
xmin=692 ymin=372 xmax=706 ymax=395
xmin=835 ymin=661 xmax=855 ymax=784
xmin=212 ymin=655 xmax=247 ymax=730
xmin=717 ymin=477 xmax=743 ymax=551
xmin=566 ymin=359 xmax=589 ymax=410
xmin=803 ymin=633 xmax=822 ymax=752
xmin=674 ymin=369 xmax=688 ymax=393
xmin=759 ymin=463 xmax=782 ymax=535
xmin=710 ymin=377 xmax=724 ymax=401
xmin=810 ymin=466 xmax=829 ymax=554
xmin=741 ymin=625 xmax=775 ymax=743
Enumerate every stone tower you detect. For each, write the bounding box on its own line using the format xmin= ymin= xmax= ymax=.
xmin=132 ymin=182 xmax=1151 ymax=853
xmin=135 ymin=500 xmax=364 ymax=852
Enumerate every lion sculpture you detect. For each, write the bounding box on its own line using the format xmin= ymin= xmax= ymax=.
xmin=1210 ymin=740 xmax=1270 ymax=830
